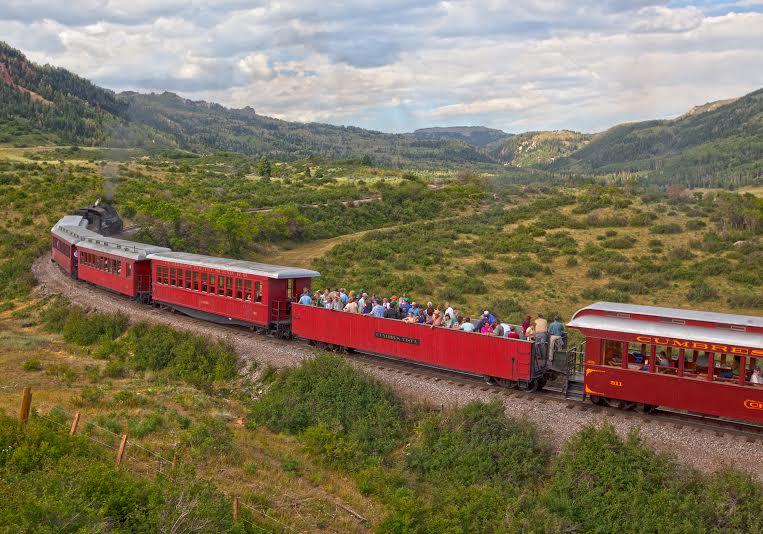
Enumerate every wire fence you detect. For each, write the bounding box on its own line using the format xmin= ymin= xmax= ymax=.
xmin=16 ymin=390 xmax=303 ymax=534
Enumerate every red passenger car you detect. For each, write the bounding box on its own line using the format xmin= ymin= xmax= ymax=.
xmin=568 ymin=302 xmax=763 ymax=423
xmin=292 ymin=305 xmax=547 ymax=387
xmin=50 ymin=215 xmax=88 ymax=278
xmin=77 ymin=237 xmax=170 ymax=301
xmin=147 ymin=252 xmax=320 ymax=332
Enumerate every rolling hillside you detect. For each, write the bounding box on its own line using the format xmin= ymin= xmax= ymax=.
xmin=1 ymin=39 xmax=761 ymax=182
xmin=551 ymin=89 xmax=763 ymax=184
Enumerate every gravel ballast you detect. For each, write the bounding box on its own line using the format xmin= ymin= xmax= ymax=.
xmin=33 ymin=254 xmax=763 ymax=481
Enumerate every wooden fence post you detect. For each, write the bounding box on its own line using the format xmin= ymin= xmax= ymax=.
xmin=69 ymin=412 xmax=80 ymax=435
xmin=18 ymin=387 xmax=32 ymax=423
xmin=232 ymin=496 xmax=240 ymax=522
xmin=115 ymin=434 xmax=128 ymax=466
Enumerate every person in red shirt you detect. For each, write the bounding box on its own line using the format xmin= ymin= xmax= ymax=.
xmin=507 ymin=326 xmax=520 ymax=339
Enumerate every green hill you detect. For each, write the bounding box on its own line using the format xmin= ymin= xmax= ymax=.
xmin=412 ymin=126 xmax=511 ymax=146
xmin=551 ymin=89 xmax=763 ymax=185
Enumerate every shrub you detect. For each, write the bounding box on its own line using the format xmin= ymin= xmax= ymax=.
xmin=62 ymin=309 xmax=129 ymax=346
xmin=581 ymin=287 xmax=630 ymax=303
xmin=103 ymin=359 xmax=127 ymax=378
xmin=128 ymin=413 xmax=164 ymax=438
xmin=406 ymin=401 xmax=547 ymax=486
xmin=504 ymin=277 xmax=529 ymax=290
xmin=685 ymin=219 xmax=706 ymax=230
xmin=650 ymin=223 xmax=682 ymax=234
xmin=77 ymin=387 xmax=105 ymax=406
xmin=45 ymin=364 xmax=77 ymax=385
xmin=601 ymin=235 xmax=636 ymax=250
xmin=671 ymin=247 xmax=695 ymax=261
xmin=22 ymin=359 xmax=42 ymax=372
xmin=465 ymin=261 xmax=496 ymax=276
xmin=449 ymin=275 xmax=487 ymax=295
xmin=249 ymin=354 xmax=405 ymax=463
xmin=489 ymin=298 xmax=524 ymax=322
xmin=112 ymin=390 xmax=148 ymax=408
xmin=727 ymin=292 xmax=763 ymax=309
xmin=181 ymin=416 xmax=234 ymax=457
xmin=586 ymin=267 xmax=602 ymax=279
xmin=687 ymin=280 xmax=720 ymax=303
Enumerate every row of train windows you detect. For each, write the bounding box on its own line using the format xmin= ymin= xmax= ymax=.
xmin=601 ymin=340 xmax=762 ymax=388
xmin=154 ymin=266 xmax=262 ymax=302
xmin=81 ymin=252 xmax=132 ymax=277
xmin=52 ymin=238 xmax=71 ymax=257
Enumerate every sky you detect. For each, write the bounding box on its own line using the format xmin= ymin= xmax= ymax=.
xmin=2 ymin=1 xmax=763 ymax=133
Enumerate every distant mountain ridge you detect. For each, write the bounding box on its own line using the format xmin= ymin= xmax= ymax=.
xmin=0 ymin=40 xmax=761 ymax=183
xmin=412 ymin=126 xmax=511 ymax=146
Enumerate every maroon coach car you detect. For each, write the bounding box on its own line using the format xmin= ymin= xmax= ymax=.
xmin=292 ymin=305 xmax=544 ymax=387
xmin=77 ymin=237 xmax=170 ymax=301
xmin=568 ymin=302 xmax=763 ymax=423
xmin=147 ymin=252 xmax=320 ymax=332
xmin=51 ymin=215 xmax=89 ymax=278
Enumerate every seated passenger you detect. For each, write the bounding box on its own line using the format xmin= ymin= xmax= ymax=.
xmin=371 ymin=300 xmax=385 ymax=318
xmin=751 ymin=367 xmax=763 ymax=386
xmin=492 ymin=321 xmax=504 ymax=337
xmin=403 ymin=312 xmax=417 ymax=324
xmin=409 ymin=302 xmax=420 ymax=318
xmin=656 ymin=351 xmax=670 ymax=367
xmin=507 ymin=326 xmax=520 ymax=339
xmin=431 ymin=310 xmax=443 ymax=327
xmin=298 ymin=288 xmax=313 ymax=306
xmin=461 ymin=317 xmax=475 ymax=332
xmin=480 ymin=322 xmax=493 ymax=335
xmin=416 ymin=310 xmax=426 ymax=324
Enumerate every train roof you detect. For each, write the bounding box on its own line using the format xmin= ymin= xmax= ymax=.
xmin=568 ymin=302 xmax=763 ymax=349
xmin=51 ymin=216 xmax=89 ymax=244
xmin=570 ymin=302 xmax=763 ymax=329
xmin=76 ymin=239 xmax=171 ymax=260
xmin=147 ymin=251 xmax=321 ymax=279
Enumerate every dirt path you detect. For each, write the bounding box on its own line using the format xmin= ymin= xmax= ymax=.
xmin=32 ymin=254 xmax=763 ymax=481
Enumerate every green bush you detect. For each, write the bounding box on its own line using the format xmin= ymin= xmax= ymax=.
xmin=407 ymin=401 xmax=547 ymax=486
xmin=22 ymin=358 xmax=42 ymax=372
xmin=128 ymin=413 xmax=164 ymax=438
xmin=249 ymin=354 xmax=405 ymax=463
xmin=727 ymin=292 xmax=763 ymax=309
xmin=601 ymin=235 xmax=636 ymax=249
xmin=504 ymin=277 xmax=529 ymax=290
xmin=685 ymin=219 xmax=707 ymax=230
xmin=687 ymin=280 xmax=720 ymax=303
xmin=545 ymin=425 xmax=763 ymax=533
xmin=181 ymin=416 xmax=234 ymax=457
xmin=650 ymin=223 xmax=683 ymax=234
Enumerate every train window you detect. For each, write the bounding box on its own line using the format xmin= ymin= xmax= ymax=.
xmin=218 ymin=275 xmax=225 ymax=296
xmin=192 ymin=271 xmax=199 ymax=291
xmin=244 ymin=280 xmax=252 ymax=301
xmin=287 ymin=279 xmax=294 ymax=298
xmin=170 ymin=268 xmax=177 ymax=286
xmin=178 ymin=269 xmax=184 ymax=288
xmin=201 ymin=273 xmax=208 ymax=292
xmin=255 ymin=281 xmax=262 ymax=302
xmin=226 ymin=276 xmax=233 ymax=297
xmin=117 ymin=261 xmax=122 ymax=276
xmin=235 ymin=278 xmax=243 ymax=300
xmin=184 ymin=270 xmax=191 ymax=289
xmin=126 ymin=263 xmax=132 ymax=278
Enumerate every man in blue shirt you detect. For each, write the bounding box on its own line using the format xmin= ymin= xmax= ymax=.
xmin=409 ymin=302 xmax=420 ymax=318
xmin=371 ymin=300 xmax=385 ymax=318
xmin=339 ymin=288 xmax=349 ymax=305
xmin=461 ymin=317 xmax=475 ymax=332
xmin=298 ymin=288 xmax=312 ymax=306
xmin=548 ymin=317 xmax=565 ymax=336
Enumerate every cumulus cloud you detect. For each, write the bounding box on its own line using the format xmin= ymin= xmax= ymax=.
xmin=2 ymin=1 xmax=763 ymax=133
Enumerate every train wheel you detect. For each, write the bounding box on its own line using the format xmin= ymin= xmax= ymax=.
xmin=519 ymin=379 xmax=539 ymax=393
xmin=639 ymin=404 xmax=657 ymax=414
xmin=590 ymin=395 xmax=605 ymax=406
xmin=483 ymin=376 xmax=497 ymax=386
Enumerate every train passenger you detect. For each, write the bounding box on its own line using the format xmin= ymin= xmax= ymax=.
xmin=461 ymin=317 xmax=475 ymax=332
xmin=399 ymin=298 xmax=410 ymax=317
xmin=548 ymin=316 xmax=565 ymax=357
xmin=416 ymin=310 xmax=426 ymax=324
xmin=500 ymin=321 xmax=511 ymax=337
xmin=298 ymin=288 xmax=313 ymax=306
xmin=548 ymin=317 xmax=564 ymax=336
xmin=751 ymin=367 xmax=763 ymax=386
xmin=492 ymin=321 xmax=504 ymax=337
xmin=332 ymin=296 xmax=343 ymax=311
xmin=385 ymin=302 xmax=398 ymax=319
xmin=431 ymin=310 xmax=443 ymax=327
xmin=443 ymin=313 xmax=453 ymax=327
xmin=507 ymin=326 xmax=520 ymax=339
xmin=357 ymin=292 xmax=366 ymax=312
xmin=344 ymin=298 xmax=359 ymax=314
xmin=480 ymin=321 xmax=494 ymax=335
xmin=371 ymin=300 xmax=385 ymax=318
xmin=534 ymin=314 xmax=549 ymax=344
xmin=410 ymin=302 xmax=421 ymax=318
xmin=312 ymin=291 xmax=321 ymax=306
xmin=339 ymin=288 xmax=349 ymax=305
xmin=323 ymin=296 xmax=333 ymax=310
xmin=403 ymin=312 xmax=417 ymax=324
xmin=525 ymin=323 xmax=536 ymax=342
xmin=522 ymin=315 xmax=532 ymax=336
xmin=657 ymin=351 xmax=671 ymax=368
xmin=444 ymin=302 xmax=454 ymax=322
